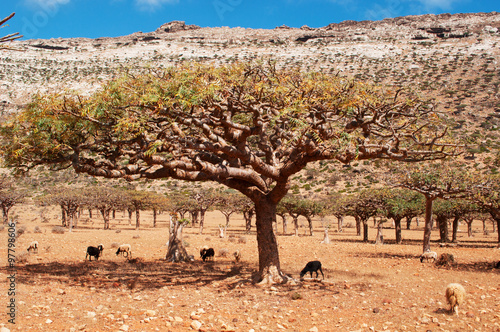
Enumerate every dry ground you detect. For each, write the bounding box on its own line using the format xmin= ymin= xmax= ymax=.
xmin=1 ymin=205 xmax=499 ymax=332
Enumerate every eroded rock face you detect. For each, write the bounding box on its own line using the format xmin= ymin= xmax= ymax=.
xmin=155 ymin=21 xmax=201 ymax=34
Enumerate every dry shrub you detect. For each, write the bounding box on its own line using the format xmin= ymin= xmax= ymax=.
xmin=16 ymin=225 xmax=27 ymax=237
xmin=238 ymin=236 xmax=247 ymax=244
xmin=51 ymin=226 xmax=65 ymax=234
xmin=110 ymin=242 xmax=120 ymax=248
xmin=33 ymin=226 xmax=42 ymax=234
xmin=115 ymin=229 xmax=121 ymax=233
xmin=218 ymin=248 xmax=229 ymax=257
xmin=435 ymin=253 xmax=456 ymax=267
xmin=204 ymin=237 xmax=211 ymax=242
xmin=132 ymin=235 xmax=140 ymax=239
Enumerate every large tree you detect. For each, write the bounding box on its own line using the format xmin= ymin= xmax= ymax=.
xmin=0 ymin=62 xmax=459 ymax=283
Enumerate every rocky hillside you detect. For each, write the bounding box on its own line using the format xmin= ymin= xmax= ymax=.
xmin=1 ymin=12 xmax=499 ymax=196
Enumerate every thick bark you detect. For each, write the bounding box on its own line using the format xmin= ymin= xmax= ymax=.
xmin=406 ymin=216 xmax=412 ymax=230
xmin=394 ymin=217 xmax=403 ymax=244
xmin=422 ymin=196 xmax=434 ymax=252
xmin=337 ymin=215 xmax=343 ymax=233
xmin=306 ymin=217 xmax=313 ymax=236
xmin=100 ymin=209 xmax=110 ymax=230
xmin=375 ymin=221 xmax=384 ymax=245
xmin=61 ymin=205 xmax=66 ymax=227
xmin=437 ymin=216 xmax=449 ymax=243
xmin=362 ymin=220 xmax=369 ymax=242
xmin=135 ymin=209 xmax=140 ymax=229
xmin=355 ymin=216 xmax=361 ymax=236
xmin=452 ymin=216 xmax=460 ymax=242
xmin=244 ymin=211 xmax=252 ymax=233
xmin=199 ymin=210 xmax=206 ymax=235
xmin=166 ymin=216 xmax=190 ymax=262
xmin=281 ymin=214 xmax=288 ymax=235
xmin=128 ymin=208 xmax=133 ymax=226
xmin=254 ymin=198 xmax=283 ymax=284
xmin=293 ymin=216 xmax=299 ymax=236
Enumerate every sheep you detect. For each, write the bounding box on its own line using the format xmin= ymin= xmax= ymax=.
xmin=446 ymin=283 xmax=466 ymax=316
xmin=86 ymin=244 xmax=104 ymax=261
xmin=420 ymin=250 xmax=437 ymax=263
xmin=233 ymin=250 xmax=241 ymax=262
xmin=200 ymin=247 xmax=215 ymax=261
xmin=116 ymin=244 xmax=132 ymax=258
xmin=27 ymin=241 xmax=38 ymax=253
xmin=300 ymin=260 xmax=324 ymax=280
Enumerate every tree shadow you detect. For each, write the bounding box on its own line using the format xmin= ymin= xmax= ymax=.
xmin=0 ymin=259 xmax=254 ymax=291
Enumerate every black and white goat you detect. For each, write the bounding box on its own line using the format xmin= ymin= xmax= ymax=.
xmin=27 ymin=241 xmax=39 ymax=253
xmin=86 ymin=244 xmax=104 ymax=261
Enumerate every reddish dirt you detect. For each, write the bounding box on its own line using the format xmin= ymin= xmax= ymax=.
xmin=1 ymin=205 xmax=499 ymax=332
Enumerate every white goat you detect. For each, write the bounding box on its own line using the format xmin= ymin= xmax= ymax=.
xmin=446 ymin=283 xmax=466 ymax=316
xmin=116 ymin=244 xmax=132 ymax=258
xmin=420 ymin=250 xmax=437 ymax=262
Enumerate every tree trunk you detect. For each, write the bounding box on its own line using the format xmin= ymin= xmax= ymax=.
xmin=337 ymin=215 xmax=343 ymax=233
xmin=199 ymin=210 xmax=206 ymax=235
xmin=135 ymin=209 xmax=140 ymax=229
xmin=293 ymin=216 xmax=299 ymax=236
xmin=101 ymin=209 xmax=110 ymax=230
xmin=254 ymin=198 xmax=283 ymax=284
xmin=375 ymin=220 xmax=384 ymax=245
xmin=244 ymin=211 xmax=252 ymax=233
xmin=321 ymin=227 xmax=330 ymax=244
xmin=153 ymin=209 xmax=158 ymax=228
xmin=128 ymin=208 xmax=133 ymax=226
xmin=61 ymin=205 xmax=66 ymax=227
xmin=362 ymin=220 xmax=369 ymax=242
xmin=306 ymin=217 xmax=313 ymax=236
xmin=88 ymin=209 xmax=92 ymax=219
xmin=437 ymin=216 xmax=449 ymax=243
xmin=225 ymin=214 xmax=231 ymax=228
xmin=394 ymin=217 xmax=402 ymax=244
xmin=355 ymin=215 xmax=361 ymax=236
xmin=281 ymin=214 xmax=287 ymax=235
xmin=165 ymin=215 xmax=190 ymax=262
xmin=422 ymin=196 xmax=434 ymax=253
xmin=406 ymin=216 xmax=412 ymax=230
xmin=452 ymin=216 xmax=460 ymax=242
xmin=467 ymin=221 xmax=473 ymax=237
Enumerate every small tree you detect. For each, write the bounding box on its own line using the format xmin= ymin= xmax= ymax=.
xmin=0 ymin=177 xmax=25 ymax=224
xmin=395 ymin=163 xmax=477 ymax=252
xmin=384 ymin=188 xmax=424 ymax=243
xmin=472 ymin=174 xmax=500 ymax=246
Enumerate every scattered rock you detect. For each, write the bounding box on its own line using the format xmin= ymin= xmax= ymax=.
xmin=373 ymin=308 xmax=380 ymax=313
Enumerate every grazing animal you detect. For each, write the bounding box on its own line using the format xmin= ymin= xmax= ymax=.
xmin=200 ymin=247 xmax=215 ymax=261
xmin=86 ymin=244 xmax=104 ymax=261
xmin=300 ymin=261 xmax=324 ymax=279
xmin=233 ymin=250 xmax=241 ymax=262
xmin=116 ymin=244 xmax=132 ymax=258
xmin=446 ymin=283 xmax=466 ymax=316
xmin=27 ymin=241 xmax=39 ymax=253
xmin=495 ymin=261 xmax=500 ymax=269
xmin=420 ymin=250 xmax=438 ymax=263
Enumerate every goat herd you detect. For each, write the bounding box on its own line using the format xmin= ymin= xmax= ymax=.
xmin=25 ymin=240 xmax=499 ymax=317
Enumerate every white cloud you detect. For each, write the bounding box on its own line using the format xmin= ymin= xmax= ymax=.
xmin=417 ymin=0 xmax=458 ymax=10
xmin=135 ymin=0 xmax=179 ymax=10
xmin=26 ymin=0 xmax=71 ymax=7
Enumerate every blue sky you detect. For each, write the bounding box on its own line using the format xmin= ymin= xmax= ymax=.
xmin=1 ymin=0 xmax=498 ymax=40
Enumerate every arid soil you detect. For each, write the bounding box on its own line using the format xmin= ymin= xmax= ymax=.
xmin=1 ymin=205 xmax=500 ymax=332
